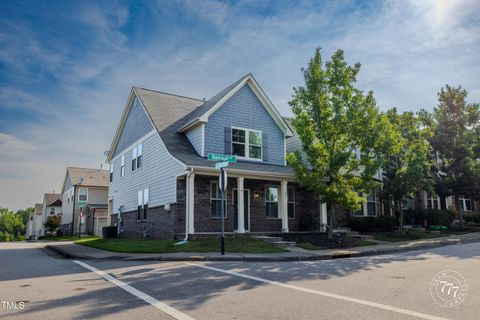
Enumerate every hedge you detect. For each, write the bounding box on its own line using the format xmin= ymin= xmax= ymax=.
xmin=404 ymin=209 xmax=456 ymax=227
xmin=347 ymin=216 xmax=397 ymax=233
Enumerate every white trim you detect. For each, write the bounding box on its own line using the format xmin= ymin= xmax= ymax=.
xmin=233 ymin=186 xmax=250 ymax=232
xmin=460 ymin=196 xmax=472 ymax=212
xmin=110 ymin=130 xmax=156 ymax=163
xmin=191 ymin=166 xmax=296 ymax=181
xmin=265 ymin=184 xmax=280 ymax=219
xmin=201 ymin=124 xmax=205 ymax=157
xmin=231 ymin=126 xmax=263 ymax=161
xmin=78 ymin=188 xmax=88 ymax=202
xmin=178 ymin=75 xmax=293 ymax=137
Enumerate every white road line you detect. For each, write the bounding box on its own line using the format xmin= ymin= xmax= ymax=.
xmin=73 ymin=260 xmax=196 ymax=320
xmin=185 ymin=262 xmax=449 ymax=320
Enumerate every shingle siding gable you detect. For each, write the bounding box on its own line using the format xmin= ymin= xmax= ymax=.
xmin=113 ymin=96 xmax=154 ymax=158
xmin=204 ymin=84 xmax=285 ymax=165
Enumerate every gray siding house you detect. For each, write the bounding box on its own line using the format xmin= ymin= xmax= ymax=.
xmin=107 ymin=74 xmax=387 ymax=239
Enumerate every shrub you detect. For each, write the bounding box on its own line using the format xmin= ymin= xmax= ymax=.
xmin=464 ymin=213 xmax=480 ymax=224
xmin=403 ymin=209 xmax=456 ymax=227
xmin=44 ymin=215 xmax=61 ymax=233
xmin=347 ymin=216 xmax=397 ymax=233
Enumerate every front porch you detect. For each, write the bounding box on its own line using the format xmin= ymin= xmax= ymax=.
xmin=179 ymin=171 xmax=329 ymax=236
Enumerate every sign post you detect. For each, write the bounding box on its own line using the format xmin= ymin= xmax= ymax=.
xmin=208 ymin=153 xmax=236 ymax=255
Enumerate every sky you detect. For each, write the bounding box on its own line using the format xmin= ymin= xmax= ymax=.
xmin=0 ymin=0 xmax=479 ymax=211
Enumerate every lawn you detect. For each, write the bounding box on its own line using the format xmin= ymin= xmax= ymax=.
xmin=297 ymin=237 xmax=377 ymax=250
xmin=74 ymin=237 xmax=286 ymax=253
xmin=45 ymin=235 xmax=100 ymax=241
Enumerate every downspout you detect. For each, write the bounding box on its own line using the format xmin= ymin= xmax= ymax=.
xmin=175 ymin=168 xmax=194 ymax=245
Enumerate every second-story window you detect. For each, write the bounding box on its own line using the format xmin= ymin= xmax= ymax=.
xmin=231 ymin=128 xmax=262 ymax=160
xmin=109 ymin=164 xmax=114 ymax=182
xmin=79 ymin=188 xmax=88 ymax=202
xmin=50 ymin=208 xmax=55 ymax=215
xmin=120 ymin=155 xmax=125 ymax=177
xmin=132 ymin=143 xmax=143 ymax=171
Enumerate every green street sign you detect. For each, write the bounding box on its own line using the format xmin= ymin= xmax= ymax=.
xmin=207 ymin=153 xmax=237 ymax=163
xmin=77 ymin=200 xmax=87 ymax=208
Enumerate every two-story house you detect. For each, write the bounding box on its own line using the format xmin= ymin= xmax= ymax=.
xmin=39 ymin=193 xmax=62 ymax=236
xmin=108 ymin=73 xmax=373 ymax=239
xmin=59 ymin=167 xmax=109 ymax=236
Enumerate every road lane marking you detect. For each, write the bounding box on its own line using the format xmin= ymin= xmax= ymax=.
xmin=73 ymin=260 xmax=196 ymax=320
xmin=185 ymin=262 xmax=448 ymax=320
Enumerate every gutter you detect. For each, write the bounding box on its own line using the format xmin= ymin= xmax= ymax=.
xmin=175 ymin=168 xmax=194 ymax=245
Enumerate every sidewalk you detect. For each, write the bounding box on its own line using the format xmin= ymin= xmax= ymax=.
xmin=42 ymin=232 xmax=480 ymax=262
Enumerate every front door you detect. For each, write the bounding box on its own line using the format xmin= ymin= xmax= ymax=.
xmin=233 ymin=189 xmax=250 ymax=232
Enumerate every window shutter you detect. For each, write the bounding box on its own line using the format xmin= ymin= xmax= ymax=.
xmin=262 ymin=133 xmax=269 ymax=162
xmin=224 ymin=127 xmax=232 ymax=155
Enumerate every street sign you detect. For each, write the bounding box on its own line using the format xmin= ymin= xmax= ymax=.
xmin=208 ymin=153 xmax=237 ymax=163
xmin=219 ymin=168 xmax=227 ymax=191
xmin=215 ymin=161 xmax=229 ymax=169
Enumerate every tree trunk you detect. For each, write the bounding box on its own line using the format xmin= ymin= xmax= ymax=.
xmin=328 ymin=202 xmax=335 ymax=240
xmin=456 ymin=194 xmax=464 ymax=229
xmin=399 ymin=200 xmax=404 ymax=233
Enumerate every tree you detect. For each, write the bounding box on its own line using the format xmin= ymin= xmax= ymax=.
xmin=0 ymin=208 xmax=25 ymax=241
xmin=428 ymin=85 xmax=480 ymax=227
xmin=382 ymin=109 xmax=433 ymax=230
xmin=16 ymin=207 xmax=33 ymax=227
xmin=287 ymin=48 xmax=399 ymax=239
xmin=44 ymin=215 xmax=61 ymax=234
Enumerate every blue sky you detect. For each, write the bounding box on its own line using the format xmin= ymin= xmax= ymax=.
xmin=1 ymin=0 xmax=479 ymax=210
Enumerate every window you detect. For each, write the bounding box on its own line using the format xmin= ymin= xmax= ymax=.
xmin=79 ymin=188 xmax=88 ymax=202
xmin=354 ymin=191 xmax=377 ymax=216
xmin=231 ymin=128 xmax=262 ymax=160
xmin=426 ymin=193 xmax=439 ymax=209
xmin=210 ymin=181 xmax=226 ymax=218
xmin=366 ymin=191 xmax=376 ymax=216
xmin=265 ymin=186 xmax=279 ymax=218
xmin=120 ymin=155 xmax=125 ymax=177
xmin=460 ymin=197 xmax=472 ymax=212
xmin=287 ymin=186 xmax=295 ymax=219
xmin=50 ymin=208 xmax=55 ymax=215
xmin=132 ymin=144 xmax=143 ymax=171
xmin=109 ymin=163 xmax=114 ymax=182
xmin=136 ymin=188 xmax=149 ymax=221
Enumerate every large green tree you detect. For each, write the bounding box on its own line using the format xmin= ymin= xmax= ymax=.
xmin=428 ymin=85 xmax=480 ymax=227
xmin=0 ymin=208 xmax=26 ymax=242
xmin=383 ymin=109 xmax=433 ymax=230
xmin=287 ymin=48 xmax=399 ymax=238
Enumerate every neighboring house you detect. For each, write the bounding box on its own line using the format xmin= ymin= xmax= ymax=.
xmin=106 ymin=73 xmax=384 ymax=240
xmin=416 ymin=191 xmax=479 ymax=214
xmin=39 ymin=193 xmax=62 ymax=236
xmin=28 ymin=203 xmax=43 ymax=239
xmin=59 ymin=167 xmax=109 ymax=236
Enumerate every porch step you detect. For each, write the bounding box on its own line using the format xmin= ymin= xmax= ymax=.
xmin=270 ymin=241 xmax=297 ymax=248
xmin=253 ymin=236 xmax=283 ymax=243
xmin=333 ymin=228 xmax=353 ymax=235
xmin=350 ymin=234 xmax=374 ymax=240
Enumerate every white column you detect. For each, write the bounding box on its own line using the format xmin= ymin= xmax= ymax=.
xmin=280 ymin=181 xmax=289 ymax=232
xmin=237 ymin=177 xmax=245 ymax=233
xmin=320 ymin=202 xmax=327 ymax=229
xmin=187 ymin=173 xmax=195 ymax=234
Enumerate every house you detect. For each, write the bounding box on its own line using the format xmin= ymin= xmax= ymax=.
xmin=27 ymin=203 xmax=43 ymax=239
xmin=416 ymin=192 xmax=478 ymax=214
xmin=39 ymin=193 xmax=62 ymax=236
xmin=59 ymin=167 xmax=109 ymax=236
xmin=106 ymin=74 xmax=384 ymax=240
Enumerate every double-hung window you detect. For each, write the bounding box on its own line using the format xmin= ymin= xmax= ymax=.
xmin=109 ymin=164 xmax=114 ymax=182
xmin=132 ymin=143 xmax=143 ymax=171
xmin=120 ymin=155 xmax=125 ymax=177
xmin=426 ymin=193 xmax=439 ymax=210
xmin=265 ymin=186 xmax=279 ymax=218
xmin=210 ymin=181 xmax=226 ymax=218
xmin=287 ymin=187 xmax=295 ymax=219
xmin=354 ymin=191 xmax=376 ymax=216
xmin=50 ymin=208 xmax=55 ymax=215
xmin=231 ymin=128 xmax=262 ymax=160
xmin=79 ymin=188 xmax=88 ymax=202
xmin=137 ymin=188 xmax=149 ymax=221
xmin=460 ymin=197 xmax=472 ymax=212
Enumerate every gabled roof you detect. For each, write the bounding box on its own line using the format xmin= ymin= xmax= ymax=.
xmin=177 ymin=74 xmax=293 ymax=137
xmin=61 ymin=167 xmax=109 ymax=193
xmin=44 ymin=193 xmax=62 ymax=207
xmin=34 ymin=203 xmax=42 ymax=215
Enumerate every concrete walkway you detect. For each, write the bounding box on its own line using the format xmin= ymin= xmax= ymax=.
xmin=41 ymin=231 xmax=480 ymax=262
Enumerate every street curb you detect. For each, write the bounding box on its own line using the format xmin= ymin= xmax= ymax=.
xmin=43 ymin=236 xmax=480 ymax=263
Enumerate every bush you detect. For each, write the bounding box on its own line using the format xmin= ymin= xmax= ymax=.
xmin=404 ymin=209 xmax=456 ymax=227
xmin=464 ymin=213 xmax=480 ymax=224
xmin=44 ymin=215 xmax=61 ymax=233
xmin=347 ymin=216 xmax=397 ymax=233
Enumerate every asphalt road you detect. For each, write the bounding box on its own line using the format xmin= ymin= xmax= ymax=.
xmin=1 ymin=241 xmax=479 ymax=320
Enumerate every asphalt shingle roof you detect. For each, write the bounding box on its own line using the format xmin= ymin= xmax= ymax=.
xmin=135 ymin=77 xmax=294 ymax=176
xmin=67 ymin=167 xmax=109 ymax=188
xmin=44 ymin=193 xmax=62 ymax=207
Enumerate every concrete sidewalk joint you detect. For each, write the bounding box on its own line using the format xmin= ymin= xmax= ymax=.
xmin=42 ymin=232 xmax=480 ymax=262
